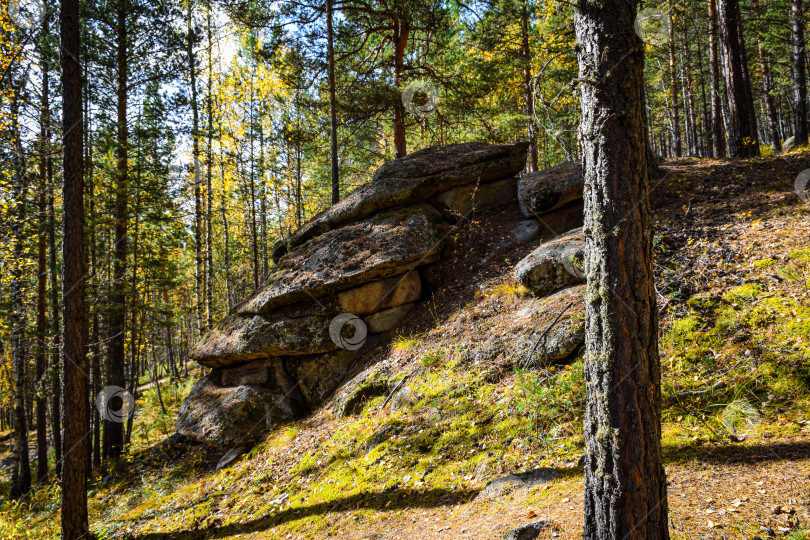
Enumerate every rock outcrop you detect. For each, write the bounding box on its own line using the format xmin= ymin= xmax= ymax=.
xmin=178 ymin=141 xmax=531 ymax=448
xmin=177 ymin=142 xmax=596 ymax=449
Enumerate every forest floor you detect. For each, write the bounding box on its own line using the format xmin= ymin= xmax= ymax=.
xmin=2 ymin=151 xmax=810 ymax=540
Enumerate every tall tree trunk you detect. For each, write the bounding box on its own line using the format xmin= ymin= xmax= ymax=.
xmin=717 ymin=0 xmax=760 ymax=157
xmin=521 ymin=0 xmax=538 ymax=171
xmin=392 ymin=18 xmax=409 ymax=158
xmin=793 ymin=0 xmax=809 ymax=145
xmin=695 ymin=26 xmax=712 ymax=157
xmin=187 ymin=1 xmax=204 ymax=336
xmin=750 ymin=0 xmax=781 ymax=153
xmin=709 ymin=0 xmax=726 ymax=157
xmin=36 ymin=17 xmax=50 ymax=485
xmin=10 ymin=90 xmax=32 ymax=500
xmin=681 ymin=31 xmax=698 ymax=156
xmin=106 ymin=0 xmax=129 ymax=461
xmin=48 ymin=116 xmax=61 ymax=480
xmin=668 ymin=12 xmax=682 ymax=157
xmin=60 ymin=0 xmax=89 ymax=532
xmin=327 ymin=0 xmax=340 ymax=203
xmin=205 ymin=8 xmax=214 ymax=329
xmin=574 ymin=0 xmax=670 ymax=537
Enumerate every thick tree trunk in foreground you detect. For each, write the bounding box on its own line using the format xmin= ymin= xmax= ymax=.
xmin=573 ymin=0 xmax=669 ymax=537
xmin=60 ymin=0 xmax=89 ymax=534
xmin=717 ymin=0 xmax=760 ymax=157
xmin=792 ymin=0 xmax=808 ymax=146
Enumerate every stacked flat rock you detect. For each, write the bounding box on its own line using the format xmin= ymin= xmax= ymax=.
xmin=513 ymin=161 xmax=585 ymax=243
xmin=177 ymin=141 xmax=530 ymax=448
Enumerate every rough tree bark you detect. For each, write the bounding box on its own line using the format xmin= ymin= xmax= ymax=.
xmin=573 ymin=0 xmax=670 ymax=537
xmin=60 ymin=0 xmax=89 ymax=533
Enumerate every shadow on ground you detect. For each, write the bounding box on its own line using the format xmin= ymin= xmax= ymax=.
xmin=663 ymin=439 xmax=810 ymax=465
xmin=125 ymin=486 xmax=478 ymax=540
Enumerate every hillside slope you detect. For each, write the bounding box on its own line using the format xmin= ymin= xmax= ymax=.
xmin=2 ymin=152 xmax=810 ymax=539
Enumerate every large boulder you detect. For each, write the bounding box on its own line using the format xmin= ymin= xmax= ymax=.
xmin=517 ymin=161 xmax=583 ymax=218
xmin=273 ymin=142 xmax=528 ymax=260
xmin=514 ymin=228 xmax=585 ymax=297
xmin=176 ymin=361 xmax=308 ymax=449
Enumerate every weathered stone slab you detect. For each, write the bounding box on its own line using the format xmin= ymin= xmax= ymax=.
xmin=176 ymin=363 xmax=307 ymax=448
xmin=518 ymin=161 xmax=583 ymax=218
xmin=338 ymin=272 xmax=421 ymax=316
xmin=272 ymin=142 xmax=528 ymax=260
xmin=514 ymin=228 xmax=585 ymax=297
xmin=432 ymin=176 xmax=517 ymax=219
xmin=190 ymin=298 xmax=342 ymax=369
xmin=364 ymin=303 xmax=416 ymax=333
xmin=241 ymin=208 xmax=442 ymax=315
xmin=478 ymin=468 xmax=560 ymax=499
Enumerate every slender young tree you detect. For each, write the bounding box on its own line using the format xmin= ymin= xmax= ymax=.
xmin=792 ymin=0 xmax=808 ymax=146
xmin=60 ymin=0 xmax=89 ymax=534
xmin=708 ymin=0 xmax=726 ymax=157
xmin=326 ymin=0 xmax=340 ymax=203
xmin=9 ymin=87 xmax=32 ymax=500
xmin=668 ymin=11 xmax=682 ymax=157
xmin=574 ymin=0 xmax=669 ymax=537
xmin=35 ymin=9 xmax=51 ymax=485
